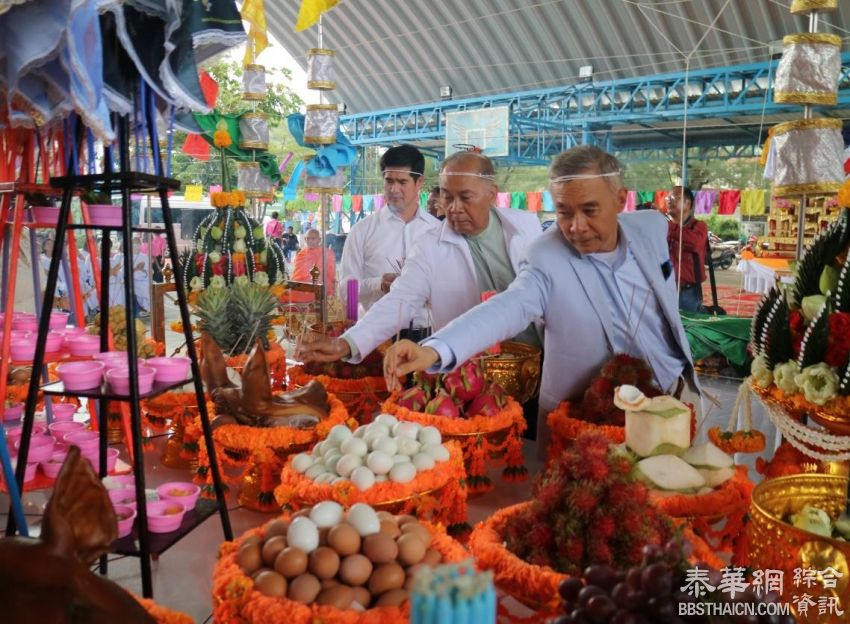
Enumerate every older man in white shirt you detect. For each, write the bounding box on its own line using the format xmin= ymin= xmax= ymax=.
xmin=299 ymin=151 xmax=542 ymax=364
xmin=339 ymin=144 xmax=440 ymax=325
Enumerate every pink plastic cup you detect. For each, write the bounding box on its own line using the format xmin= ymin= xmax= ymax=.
xmin=3 ymin=402 xmax=23 ymax=422
xmin=11 ymin=314 xmax=37 ymax=331
xmin=86 ymin=447 xmax=120 ymax=474
xmin=109 ymin=487 xmax=139 ymax=509
xmin=44 ymin=330 xmax=64 ymax=353
xmin=145 ymin=357 xmax=191 ymax=383
xmin=4 ymin=424 xmax=46 ymax=448
xmin=114 ymin=504 xmax=137 ymax=538
xmin=48 ymin=311 xmax=70 ymax=329
xmin=15 ymin=435 xmax=55 ymax=463
xmin=106 ymin=365 xmax=156 ymax=395
xmin=155 ymin=481 xmax=201 ymax=511
xmin=56 ymin=360 xmax=104 ymax=390
xmin=62 ymin=327 xmax=87 ymax=347
xmin=31 ymin=206 xmax=61 ymax=225
xmin=10 ymin=339 xmax=36 ymax=362
xmin=50 ymin=403 xmax=78 ymax=421
xmin=67 ymin=335 xmax=101 ymax=356
xmin=64 ymin=430 xmax=99 ymax=454
xmin=48 ymin=421 xmax=86 ymax=439
xmin=41 ymin=448 xmax=69 ymax=478
xmin=87 ymin=204 xmax=121 ymax=226
xmin=7 ymin=461 xmax=40 ymax=484
xmin=146 ymin=500 xmax=187 ymax=533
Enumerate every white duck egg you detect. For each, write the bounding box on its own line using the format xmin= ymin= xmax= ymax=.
xmin=417 ymin=426 xmax=442 ymax=446
xmin=292 ymin=453 xmax=314 ymax=474
xmin=347 ymin=503 xmax=380 ymax=536
xmin=331 ymin=476 xmax=346 ymax=485
xmin=412 ymin=452 xmax=435 ymax=472
xmin=310 ymin=501 xmax=344 ymax=528
xmin=287 ymin=517 xmax=319 ymax=553
xmin=392 ymin=421 xmax=421 ymax=440
xmin=353 ymin=425 xmax=368 ymax=438
xmin=366 ymin=451 xmax=393 ymax=475
xmin=396 ymin=437 xmax=421 ymax=456
xmin=315 ymin=472 xmax=335 ymax=484
xmin=373 ymin=414 xmax=399 ymax=428
xmin=363 ymin=425 xmax=390 ymax=447
xmin=374 ymin=474 xmax=388 ymax=483
xmin=340 ymin=437 xmax=368 ymax=457
xmin=373 ymin=436 xmax=398 ymax=456
xmin=389 ymin=462 xmax=416 ymax=484
xmin=327 ymin=424 xmax=353 ymax=445
xmin=422 ymin=443 xmax=450 ymax=462
xmin=336 ymin=453 xmax=363 ymax=478
xmin=305 ymin=463 xmax=329 ymax=480
xmin=392 ymin=454 xmax=411 ymax=465
xmin=351 ymin=466 xmax=376 ymax=491
xmin=324 ymin=454 xmax=343 ymax=474
xmin=313 ymin=440 xmax=328 ymax=455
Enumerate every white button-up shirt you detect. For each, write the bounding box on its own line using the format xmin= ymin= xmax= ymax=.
xmin=339 ymin=206 xmax=440 ymax=323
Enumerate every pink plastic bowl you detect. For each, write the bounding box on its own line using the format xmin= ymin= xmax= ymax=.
xmin=48 ymin=311 xmax=69 ymax=329
xmin=155 ymin=481 xmax=201 ymax=510
xmin=50 ymin=403 xmax=78 ymax=421
xmin=146 ymin=500 xmax=187 ymax=533
xmin=56 ymin=361 xmax=104 ymax=391
xmin=87 ymin=204 xmax=120 ymax=226
xmin=4 ymin=424 xmax=46 ymax=448
xmin=145 ymin=356 xmax=191 ymax=383
xmin=41 ymin=449 xmax=68 ymax=479
xmin=10 ymin=339 xmax=35 ymax=362
xmin=44 ymin=330 xmax=64 ymax=353
xmin=48 ymin=421 xmax=86 ymax=439
xmin=107 ymin=365 xmax=156 ymax=395
xmin=3 ymin=403 xmax=23 ymax=421
xmin=114 ymin=504 xmax=137 ymax=538
xmin=64 ymin=430 xmax=99 ymax=453
xmin=31 ymin=206 xmax=60 ymax=225
xmin=101 ymin=356 xmax=146 ymax=375
xmin=10 ymin=329 xmax=31 ymax=340
xmin=87 ymin=447 xmax=120 ymax=474
xmin=15 ymin=435 xmax=55 ymax=463
xmin=109 ymin=487 xmax=138 ymax=509
xmin=62 ymin=327 xmax=87 ymax=346
xmin=6 ymin=460 xmax=39 ymax=484
xmin=67 ymin=335 xmax=101 ymax=357
xmin=11 ymin=314 xmax=37 ymax=331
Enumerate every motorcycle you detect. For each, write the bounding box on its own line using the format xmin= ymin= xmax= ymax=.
xmin=707 ymin=233 xmax=740 ymax=270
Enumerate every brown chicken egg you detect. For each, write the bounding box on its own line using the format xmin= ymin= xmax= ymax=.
xmin=379 ymin=519 xmax=401 ymax=539
xmin=401 ymin=522 xmax=432 ymax=547
xmin=375 ymin=588 xmax=409 ymax=607
xmin=288 ymin=573 xmax=321 ymax=604
xmin=422 ymin=548 xmax=442 ymax=566
xmin=327 ymin=523 xmax=360 ymax=556
xmin=395 ymin=514 xmax=417 ymax=527
xmin=338 ymin=554 xmax=372 ymax=586
xmin=351 ymin=586 xmax=371 ymax=610
xmin=308 ymin=546 xmax=341 ymax=579
xmin=396 ymin=533 xmax=426 ymax=566
xmin=237 ymin=542 xmax=263 ymax=575
xmin=261 ymin=536 xmax=288 ymax=566
xmin=241 ymin=534 xmax=263 ymax=548
xmin=264 ymin=518 xmax=289 ymax=539
xmin=376 ymin=510 xmax=396 ymax=522
xmin=274 ymin=546 xmax=308 ymax=578
xmin=316 ymin=584 xmax=355 ymax=609
xmin=362 ymin=532 xmax=398 ymax=564
xmin=368 ymin=562 xmax=405 ymax=595
xmin=321 ymin=578 xmax=340 ymax=589
xmin=254 ymin=570 xmax=287 ymax=598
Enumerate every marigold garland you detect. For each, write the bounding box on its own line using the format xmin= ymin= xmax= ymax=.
xmin=708 ymin=426 xmax=766 ymax=454
xmin=274 ymin=440 xmax=469 ymax=532
xmin=135 ymin=596 xmax=194 ymax=624
xmin=546 ymin=401 xmax=625 ymax=464
xmin=195 ymin=394 xmax=353 ymax=511
xmin=754 ymin=381 xmax=850 ymax=420
xmin=382 ymin=394 xmax=527 ymax=494
xmin=289 ymin=364 xmax=388 ymax=424
xmin=211 ymin=517 xmax=469 ymax=624
xmin=211 ymin=190 xmax=246 ymax=208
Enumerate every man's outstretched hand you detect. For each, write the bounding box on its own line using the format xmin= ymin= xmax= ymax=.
xmin=296 ymin=335 xmax=351 ymax=363
xmin=383 ymin=339 xmax=439 ymax=392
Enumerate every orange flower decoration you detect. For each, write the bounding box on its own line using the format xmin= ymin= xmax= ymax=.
xmin=546 ymin=401 xmax=625 ymax=464
xmin=708 ymin=426 xmax=766 ymax=454
xmin=135 ymin=597 xmax=194 ymax=624
xmin=213 ymin=129 xmax=232 ymax=149
xmin=838 ymin=179 xmax=850 ymax=208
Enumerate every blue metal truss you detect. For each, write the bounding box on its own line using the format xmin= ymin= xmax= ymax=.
xmin=340 ymin=53 xmax=850 ymax=167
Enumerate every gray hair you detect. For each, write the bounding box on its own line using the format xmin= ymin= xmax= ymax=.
xmin=439 ymin=151 xmax=496 ymax=178
xmin=549 ymin=146 xmax=624 ymax=191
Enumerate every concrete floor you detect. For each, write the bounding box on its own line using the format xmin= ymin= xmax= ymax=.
xmin=2 ymin=265 xmax=776 ymax=622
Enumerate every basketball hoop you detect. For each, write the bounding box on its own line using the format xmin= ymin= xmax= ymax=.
xmin=452 ymin=143 xmax=483 ymax=153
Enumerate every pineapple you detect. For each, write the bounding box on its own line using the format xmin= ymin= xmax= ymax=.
xmin=194 ymin=282 xmax=276 ymax=355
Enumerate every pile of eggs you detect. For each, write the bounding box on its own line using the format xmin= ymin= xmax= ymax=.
xmin=237 ymin=502 xmax=444 ymax=610
xmin=291 ymin=414 xmax=450 ymax=491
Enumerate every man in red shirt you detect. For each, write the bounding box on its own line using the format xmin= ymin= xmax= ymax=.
xmin=666 ymin=186 xmax=708 ymax=313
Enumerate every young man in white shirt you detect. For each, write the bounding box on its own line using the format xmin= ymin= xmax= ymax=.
xmin=339 ymin=145 xmax=440 ymax=323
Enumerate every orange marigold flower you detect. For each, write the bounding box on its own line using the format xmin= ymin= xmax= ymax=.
xmin=213 ymin=129 xmax=232 ymax=148
xmin=838 ymin=179 xmax=850 ymax=208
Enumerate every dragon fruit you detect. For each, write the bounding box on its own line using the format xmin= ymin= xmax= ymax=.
xmin=397 ymin=386 xmax=428 ymax=412
xmin=443 ymin=358 xmax=486 ymax=403
xmin=412 ymin=371 xmax=439 ymax=396
xmin=424 ymin=389 xmax=460 ymax=418
xmin=465 ymin=384 xmax=507 ymax=417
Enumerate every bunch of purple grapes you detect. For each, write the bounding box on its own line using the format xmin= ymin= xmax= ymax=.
xmin=550 ymin=539 xmax=797 ymax=624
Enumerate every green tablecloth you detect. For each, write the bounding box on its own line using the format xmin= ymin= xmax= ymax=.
xmin=681 ymin=312 xmax=752 ymax=374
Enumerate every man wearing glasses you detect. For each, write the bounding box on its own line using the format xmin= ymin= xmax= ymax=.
xmin=339 ymin=145 xmax=440 ymax=324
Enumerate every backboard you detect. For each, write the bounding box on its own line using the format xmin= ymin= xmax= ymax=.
xmin=444 ymin=106 xmax=510 ymax=158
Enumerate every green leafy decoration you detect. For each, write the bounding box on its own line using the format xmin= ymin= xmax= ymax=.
xmin=792 ymin=208 xmax=850 ymax=306
xmin=833 ymin=250 xmax=850 ymax=314
xmin=750 ymin=287 xmax=781 ymax=356
xmin=762 ymin=295 xmax=793 ymax=369
xmin=797 ymin=298 xmax=831 ymax=370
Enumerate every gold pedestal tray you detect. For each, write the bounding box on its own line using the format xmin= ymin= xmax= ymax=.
xmin=747 ymin=473 xmax=850 ymax=623
xmin=481 ymin=341 xmax=541 ymax=404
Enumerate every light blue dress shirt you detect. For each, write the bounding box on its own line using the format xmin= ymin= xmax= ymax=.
xmin=584 ymin=230 xmax=685 ymax=393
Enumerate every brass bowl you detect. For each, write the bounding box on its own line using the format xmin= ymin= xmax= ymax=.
xmin=747 ymin=473 xmax=850 ymax=619
xmin=481 ymin=341 xmax=541 ymax=404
